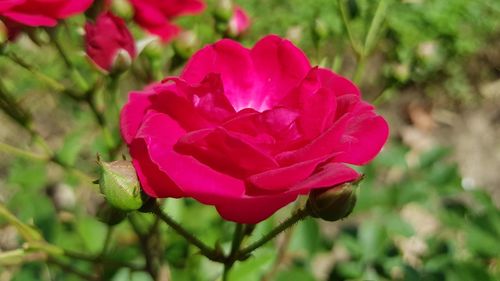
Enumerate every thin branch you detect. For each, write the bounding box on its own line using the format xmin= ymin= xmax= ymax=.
xmin=238 ymin=208 xmax=309 ymax=259
xmin=151 ymin=203 xmax=225 ymax=263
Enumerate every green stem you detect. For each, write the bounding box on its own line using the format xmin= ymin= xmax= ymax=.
xmin=3 ymin=50 xmax=84 ymax=100
xmin=337 ymin=0 xmax=363 ymax=57
xmin=353 ymin=56 xmax=366 ymax=85
xmin=151 ymin=203 xmax=225 ymax=262
xmin=363 ymin=0 xmax=389 ymax=55
xmin=48 ymin=257 xmax=100 ymax=281
xmin=0 ymin=142 xmax=47 ymax=161
xmin=223 ymin=224 xmax=246 ymax=280
xmin=47 ymin=29 xmax=89 ymax=91
xmin=238 ymin=208 xmax=310 ymax=259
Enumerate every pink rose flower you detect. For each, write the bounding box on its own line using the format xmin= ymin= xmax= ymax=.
xmin=128 ymin=0 xmax=205 ymax=42
xmin=228 ymin=6 xmax=250 ymax=37
xmin=0 ymin=0 xmax=92 ymax=27
xmin=121 ymin=35 xmax=389 ymax=224
xmin=85 ymin=12 xmax=136 ymax=72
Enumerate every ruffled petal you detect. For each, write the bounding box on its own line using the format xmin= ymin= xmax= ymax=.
xmin=250 ymin=35 xmax=311 ymax=109
xmin=134 ymin=111 xmax=246 ymax=204
xmin=334 ymin=113 xmax=389 ymax=165
xmin=130 ymin=140 xmax=185 ymax=198
xmin=275 ymin=114 xmax=351 ymax=166
xmin=120 ymin=89 xmax=154 ymax=145
xmin=2 ymin=11 xmax=57 ymax=26
xmin=290 ymin=163 xmax=361 ymax=192
xmin=175 ymin=127 xmax=279 ymax=178
xmin=215 ymin=192 xmax=299 ymax=224
xmin=247 ymin=153 xmax=337 ymax=191
xmin=181 ymin=39 xmax=259 ymax=111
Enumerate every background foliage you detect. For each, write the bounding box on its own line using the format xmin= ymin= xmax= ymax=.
xmin=1 ymin=0 xmax=499 ymax=280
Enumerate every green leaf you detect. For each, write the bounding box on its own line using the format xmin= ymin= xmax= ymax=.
xmin=359 ymin=219 xmax=387 ymax=263
xmin=276 ymin=267 xmax=316 ymax=281
xmin=76 ymin=216 xmax=108 ymax=253
xmin=289 ymin=218 xmax=321 ymax=256
xmin=228 ymin=249 xmax=275 ymax=281
xmin=55 ymin=130 xmax=86 ymax=166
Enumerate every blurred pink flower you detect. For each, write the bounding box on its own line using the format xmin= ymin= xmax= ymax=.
xmin=120 ymin=35 xmax=389 ymax=224
xmin=228 ymin=6 xmax=250 ymax=37
xmin=128 ymin=0 xmax=205 ymax=42
xmin=0 ymin=0 xmax=92 ymax=28
xmin=84 ymin=12 xmax=136 ymax=72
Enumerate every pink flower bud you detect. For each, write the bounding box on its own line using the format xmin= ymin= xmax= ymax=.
xmin=227 ymin=6 xmax=250 ymax=38
xmin=84 ymin=12 xmax=136 ymax=73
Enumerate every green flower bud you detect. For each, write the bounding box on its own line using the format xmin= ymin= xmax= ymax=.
xmin=111 ymin=0 xmax=134 ymax=21
xmin=111 ymin=48 xmax=133 ymax=75
xmin=173 ymin=31 xmax=199 ymax=59
xmin=96 ymin=201 xmax=128 ymax=226
xmin=313 ymin=19 xmax=329 ymax=42
xmin=214 ymin=0 xmax=234 ymax=22
xmin=306 ymin=177 xmax=362 ymax=222
xmin=391 ymin=63 xmax=410 ymax=83
xmin=98 ymin=159 xmax=144 ymax=211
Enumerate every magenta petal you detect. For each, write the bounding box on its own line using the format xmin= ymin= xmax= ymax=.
xmin=175 ymin=127 xmax=279 ymax=178
xmin=120 ymin=89 xmax=154 ymax=145
xmin=0 ymin=0 xmax=25 ymax=12
xmin=134 ymin=111 xmax=246 ymax=204
xmin=58 ymin=0 xmax=92 ymax=17
xmin=275 ymin=115 xmax=351 ymax=166
xmin=335 ymin=113 xmax=390 ymax=165
xmin=181 ymin=39 xmax=258 ymax=111
xmin=150 ymin=84 xmax=213 ymax=130
xmin=250 ymin=35 xmax=311 ymax=109
xmin=247 ymin=154 xmax=336 ymax=191
xmin=297 ymin=87 xmax=337 ymax=139
xmin=316 ymin=68 xmax=361 ymax=97
xmin=3 ymin=11 xmax=57 ymax=26
xmin=291 ymin=163 xmax=361 ymax=192
xmin=130 ymin=140 xmax=185 ymax=198
xmin=215 ymin=192 xmax=300 ymax=224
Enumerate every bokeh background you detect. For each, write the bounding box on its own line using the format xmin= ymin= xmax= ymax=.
xmin=1 ymin=0 xmax=499 ymax=280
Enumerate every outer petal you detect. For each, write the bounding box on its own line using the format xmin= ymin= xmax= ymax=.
xmin=247 ymin=153 xmax=338 ymax=191
xmin=58 ymin=0 xmax=93 ymax=17
xmin=316 ymin=68 xmax=361 ymax=97
xmin=134 ymin=111 xmax=246 ymax=204
xmin=275 ymin=114 xmax=351 ymax=166
xmin=2 ymin=11 xmax=57 ymax=26
xmin=0 ymin=0 xmax=25 ymax=12
xmin=215 ymin=192 xmax=299 ymax=224
xmin=175 ymin=127 xmax=279 ymax=178
xmin=120 ymin=89 xmax=154 ymax=145
xmin=130 ymin=140 xmax=185 ymax=198
xmin=334 ymin=113 xmax=389 ymax=165
xmin=250 ymin=35 xmax=311 ymax=109
xmin=290 ymin=163 xmax=361 ymax=192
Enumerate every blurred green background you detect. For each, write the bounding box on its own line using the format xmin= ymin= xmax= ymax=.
xmin=1 ymin=0 xmax=499 ymax=280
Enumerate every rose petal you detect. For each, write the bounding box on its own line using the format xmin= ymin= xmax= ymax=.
xmin=181 ymin=39 xmax=258 ymax=111
xmin=334 ymin=113 xmax=389 ymax=165
xmin=175 ymin=127 xmax=279 ymax=178
xmin=2 ymin=11 xmax=57 ymax=26
xmin=247 ymin=153 xmax=338 ymax=191
xmin=134 ymin=111 xmax=246 ymax=204
xmin=250 ymin=35 xmax=311 ymax=109
xmin=130 ymin=140 xmax=185 ymax=198
xmin=215 ymin=192 xmax=299 ymax=224
xmin=120 ymin=89 xmax=154 ymax=145
xmin=275 ymin=114 xmax=351 ymax=166
xmin=290 ymin=163 xmax=361 ymax=192
xmin=316 ymin=67 xmax=361 ymax=97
